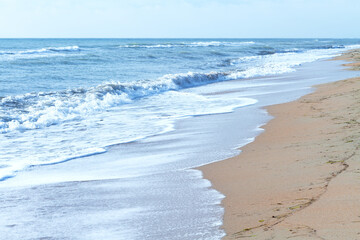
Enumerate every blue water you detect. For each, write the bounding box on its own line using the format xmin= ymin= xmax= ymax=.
xmin=1 ymin=39 xmax=360 ymax=240
xmin=1 ymin=38 xmax=360 ymax=179
xmin=1 ymin=38 xmax=357 ymax=96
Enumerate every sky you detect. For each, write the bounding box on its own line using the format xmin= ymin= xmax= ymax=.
xmin=0 ymin=0 xmax=359 ymax=38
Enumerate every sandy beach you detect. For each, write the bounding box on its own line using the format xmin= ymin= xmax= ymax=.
xmin=2 ymin=0 xmax=360 ymax=239
xmin=200 ymin=50 xmax=360 ymax=239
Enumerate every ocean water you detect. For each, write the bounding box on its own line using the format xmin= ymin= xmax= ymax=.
xmin=1 ymin=39 xmax=360 ymax=239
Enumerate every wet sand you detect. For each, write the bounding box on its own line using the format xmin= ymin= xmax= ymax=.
xmin=200 ymin=50 xmax=360 ymax=239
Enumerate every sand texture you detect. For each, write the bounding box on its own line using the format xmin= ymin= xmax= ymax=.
xmin=200 ymin=51 xmax=360 ymax=239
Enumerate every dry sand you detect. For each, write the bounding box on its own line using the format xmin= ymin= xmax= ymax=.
xmin=199 ymin=50 xmax=360 ymax=239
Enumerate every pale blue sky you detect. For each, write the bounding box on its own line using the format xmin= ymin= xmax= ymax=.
xmin=0 ymin=0 xmax=359 ymax=38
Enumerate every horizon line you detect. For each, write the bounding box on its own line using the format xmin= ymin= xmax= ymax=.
xmin=0 ymin=37 xmax=359 ymax=39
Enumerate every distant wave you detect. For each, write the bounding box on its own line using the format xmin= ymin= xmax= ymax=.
xmin=251 ymin=45 xmax=346 ymax=56
xmin=189 ymin=41 xmax=255 ymax=47
xmin=257 ymin=50 xmax=276 ymax=55
xmin=311 ymin=45 xmax=345 ymax=50
xmin=0 ymin=46 xmax=80 ymax=58
xmin=255 ymin=48 xmax=304 ymax=56
xmin=120 ymin=41 xmax=255 ymax=49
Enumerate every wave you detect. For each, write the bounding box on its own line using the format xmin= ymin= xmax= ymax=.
xmin=189 ymin=41 xmax=255 ymax=47
xmin=0 ymin=46 xmax=80 ymax=57
xmin=311 ymin=45 xmax=345 ymax=50
xmin=0 ymin=52 xmax=306 ymax=134
xmin=256 ymin=48 xmax=305 ymax=56
xmin=1 ymin=44 xmax=355 ymax=134
xmin=257 ymin=50 xmax=276 ymax=55
xmin=120 ymin=41 xmax=255 ymax=49
xmin=251 ymin=44 xmax=347 ymax=56
xmin=0 ymin=71 xmax=230 ymax=133
xmin=0 ymin=92 xmax=258 ymax=182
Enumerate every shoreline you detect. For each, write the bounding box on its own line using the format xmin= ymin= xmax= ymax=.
xmin=199 ymin=50 xmax=360 ymax=239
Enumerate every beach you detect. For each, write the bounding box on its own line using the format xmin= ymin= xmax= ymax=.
xmin=1 ymin=39 xmax=360 ymax=240
xmin=2 ymin=0 xmax=360 ymax=238
xmin=200 ymin=50 xmax=360 ymax=239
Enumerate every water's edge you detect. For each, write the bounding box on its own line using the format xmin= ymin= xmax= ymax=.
xmin=197 ymin=56 xmax=360 ymax=239
xmin=1 ymin=58 xmax=359 ymax=240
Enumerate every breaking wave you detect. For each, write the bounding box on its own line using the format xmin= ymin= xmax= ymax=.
xmin=0 ymin=46 xmax=81 ymax=61
xmin=0 ymin=71 xmax=229 ymax=133
xmin=1 ymin=43 xmax=358 ymax=134
xmin=120 ymin=41 xmax=255 ymax=48
xmin=0 ymin=46 xmax=80 ymax=55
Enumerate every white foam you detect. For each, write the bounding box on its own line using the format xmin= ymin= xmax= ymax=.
xmin=227 ymin=46 xmax=356 ymax=80
xmin=189 ymin=41 xmax=255 ymax=47
xmin=0 ymin=71 xmax=232 ymax=134
xmin=0 ymin=46 xmax=80 ymax=60
xmin=121 ymin=41 xmax=255 ymax=48
xmin=0 ymin=86 xmax=257 ymax=181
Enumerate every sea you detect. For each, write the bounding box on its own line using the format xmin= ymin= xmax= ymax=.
xmin=0 ymin=39 xmax=360 ymax=240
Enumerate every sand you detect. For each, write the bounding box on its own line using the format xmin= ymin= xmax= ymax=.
xmin=199 ymin=50 xmax=360 ymax=239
